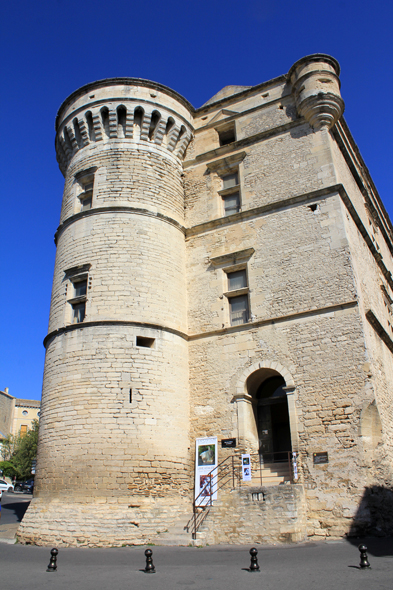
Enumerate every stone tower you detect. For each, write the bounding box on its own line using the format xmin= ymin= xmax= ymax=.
xmin=20 ymin=56 xmax=393 ymax=546
xmin=20 ymin=79 xmax=195 ymax=544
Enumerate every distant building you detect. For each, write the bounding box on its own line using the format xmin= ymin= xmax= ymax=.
xmin=0 ymin=388 xmax=40 ymax=457
xmin=19 ymin=54 xmax=393 ymax=547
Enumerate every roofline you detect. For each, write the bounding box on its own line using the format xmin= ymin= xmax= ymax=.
xmin=195 ymin=74 xmax=288 ymax=114
xmin=287 ymin=53 xmax=340 ymax=79
xmin=56 ymin=78 xmax=196 ymax=131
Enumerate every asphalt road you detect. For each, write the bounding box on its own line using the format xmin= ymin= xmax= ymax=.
xmin=0 ymin=491 xmax=31 ymax=527
xmin=0 ymin=537 xmax=392 ymax=590
xmin=1 ymin=495 xmax=392 ymax=589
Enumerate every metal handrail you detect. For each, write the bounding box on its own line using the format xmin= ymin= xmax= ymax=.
xmin=186 ymin=451 xmax=299 ymax=538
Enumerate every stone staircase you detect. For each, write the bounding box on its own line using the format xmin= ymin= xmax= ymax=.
xmin=153 ymin=522 xmax=192 ymax=546
xmin=242 ymin=461 xmax=292 ymax=487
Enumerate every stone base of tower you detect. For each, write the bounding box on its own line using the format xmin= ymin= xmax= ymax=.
xmin=17 ymin=495 xmax=193 ymax=547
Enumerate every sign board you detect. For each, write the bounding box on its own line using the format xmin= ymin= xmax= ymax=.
xmin=313 ymin=452 xmax=328 ymax=465
xmin=221 ymin=438 xmax=236 ymax=448
xmin=195 ymin=437 xmax=218 ymax=505
xmin=241 ymin=454 xmax=252 ymax=481
xmin=292 ymin=452 xmax=298 ymax=481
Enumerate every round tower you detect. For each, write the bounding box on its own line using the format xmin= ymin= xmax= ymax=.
xmin=20 ymin=79 xmax=194 ymax=546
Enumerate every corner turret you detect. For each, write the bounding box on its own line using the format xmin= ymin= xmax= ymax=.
xmin=289 ymin=54 xmax=345 ymax=130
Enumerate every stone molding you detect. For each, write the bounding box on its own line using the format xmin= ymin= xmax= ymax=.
xmin=366 ymin=309 xmax=393 ymax=355
xmin=234 ymin=360 xmax=296 ymax=396
xmin=54 ymin=205 xmax=186 ymax=245
xmin=43 ymin=319 xmax=188 ymax=349
xmin=56 ymin=100 xmax=193 ymax=175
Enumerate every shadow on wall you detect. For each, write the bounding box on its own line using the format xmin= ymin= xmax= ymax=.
xmin=346 ymin=486 xmax=393 ymax=556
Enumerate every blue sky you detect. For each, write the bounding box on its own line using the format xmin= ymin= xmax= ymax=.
xmin=1 ymin=0 xmax=392 ymax=401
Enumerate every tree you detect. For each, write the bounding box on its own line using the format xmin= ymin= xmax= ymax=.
xmin=7 ymin=420 xmax=39 ymax=480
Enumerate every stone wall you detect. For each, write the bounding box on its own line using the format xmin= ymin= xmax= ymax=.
xmin=196 ymin=485 xmax=307 ymax=545
xmin=0 ymin=390 xmax=13 ymax=441
xmin=20 ymin=55 xmax=393 ymax=546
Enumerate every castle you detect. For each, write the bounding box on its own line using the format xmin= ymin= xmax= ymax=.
xmin=19 ymin=54 xmax=393 ymax=546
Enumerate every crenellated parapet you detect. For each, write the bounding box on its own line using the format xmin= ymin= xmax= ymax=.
xmin=288 ymin=54 xmax=345 ymax=131
xmin=55 ymin=78 xmax=194 ymax=175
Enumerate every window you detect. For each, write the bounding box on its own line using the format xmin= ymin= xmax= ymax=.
xmin=79 ymin=178 xmax=93 ymax=211
xmin=226 ymin=269 xmax=249 ymax=325
xmin=229 ymin=295 xmax=249 ymax=325
xmin=72 ymin=300 xmax=86 ymax=324
xmin=75 ymin=167 xmax=97 ymax=213
xmin=20 ymin=425 xmax=28 ymax=436
xmin=227 ymin=269 xmax=247 ymax=291
xmin=220 ymin=171 xmax=241 ymax=216
xmin=64 ymin=264 xmax=91 ymax=325
xmin=217 ymin=124 xmax=236 ymax=146
xmin=70 ymin=279 xmax=87 ymax=323
xmin=66 ymin=275 xmax=89 ymax=324
xmin=22 ymin=410 xmax=28 ymax=416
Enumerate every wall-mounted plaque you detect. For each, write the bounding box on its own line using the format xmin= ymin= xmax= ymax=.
xmin=313 ymin=452 xmax=328 ymax=464
xmin=221 ymin=438 xmax=236 ymax=448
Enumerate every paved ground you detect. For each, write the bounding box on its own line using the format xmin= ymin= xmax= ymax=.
xmin=0 ymin=491 xmax=31 ymax=543
xmin=0 ymin=537 xmax=392 ymax=590
xmin=1 ymin=494 xmax=392 ymax=589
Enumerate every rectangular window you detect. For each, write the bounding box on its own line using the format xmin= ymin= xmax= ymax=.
xmin=20 ymin=425 xmax=28 ymax=436
xmin=79 ymin=178 xmax=93 ymax=211
xmin=227 ymin=269 xmax=247 ymax=291
xmin=223 ymin=193 xmax=240 ymax=216
xmin=66 ymin=275 xmax=88 ymax=324
xmin=218 ymin=125 xmax=236 ymax=146
xmin=221 ymin=170 xmax=241 ymax=216
xmin=229 ymin=295 xmax=249 ymax=325
xmin=74 ymin=279 xmax=87 ymax=298
xmin=222 ymin=172 xmax=239 ymax=189
xmin=72 ymin=301 xmax=86 ymax=324
xmin=75 ymin=169 xmax=96 ymax=212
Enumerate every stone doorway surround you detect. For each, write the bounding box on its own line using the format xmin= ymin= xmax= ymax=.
xmin=231 ymin=361 xmax=299 ymax=453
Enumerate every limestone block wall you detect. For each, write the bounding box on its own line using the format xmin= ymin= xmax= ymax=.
xmin=49 ymin=213 xmax=187 ymax=333
xmin=0 ymin=389 xmax=14 ymax=440
xmin=198 ymin=485 xmax=307 ymax=545
xmin=35 ymin=326 xmax=190 ymax=498
xmin=186 ymin=192 xmax=356 ymax=335
xmin=188 ymin=305 xmax=374 ymax=538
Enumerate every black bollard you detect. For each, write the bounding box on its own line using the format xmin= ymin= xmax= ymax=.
xmin=358 ymin=544 xmax=371 ymax=569
xmin=248 ymin=547 xmax=260 ymax=572
xmin=46 ymin=548 xmax=58 ymax=572
xmin=144 ymin=548 xmax=156 ymax=574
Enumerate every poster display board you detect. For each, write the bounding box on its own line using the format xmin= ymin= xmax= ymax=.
xmin=195 ymin=437 xmax=218 ymax=505
xmin=242 ymin=454 xmax=252 ymax=481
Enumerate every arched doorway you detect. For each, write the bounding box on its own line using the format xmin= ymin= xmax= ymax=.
xmin=256 ymin=376 xmax=292 ymax=462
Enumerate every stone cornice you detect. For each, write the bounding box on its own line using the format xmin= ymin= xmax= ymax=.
xmin=332 ymin=119 xmax=393 ymax=249
xmin=56 ymin=78 xmax=195 ymax=130
xmin=188 ymin=301 xmax=359 ymax=342
xmin=44 ymin=301 xmax=359 ymax=349
xmin=185 ymin=182 xmax=393 ymax=293
xmin=43 ymin=320 xmax=188 ymax=349
xmin=366 ymin=309 xmax=393 ymax=355
xmin=196 ymin=75 xmax=288 ymax=114
xmin=54 ymin=206 xmax=186 ymax=245
xmin=183 ymin=119 xmax=302 ymax=169
xmin=186 ymin=184 xmax=338 ymax=237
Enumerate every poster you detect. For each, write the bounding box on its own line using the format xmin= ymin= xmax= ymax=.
xmin=242 ymin=453 xmax=252 ymax=481
xmin=195 ymin=437 xmax=218 ymax=504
